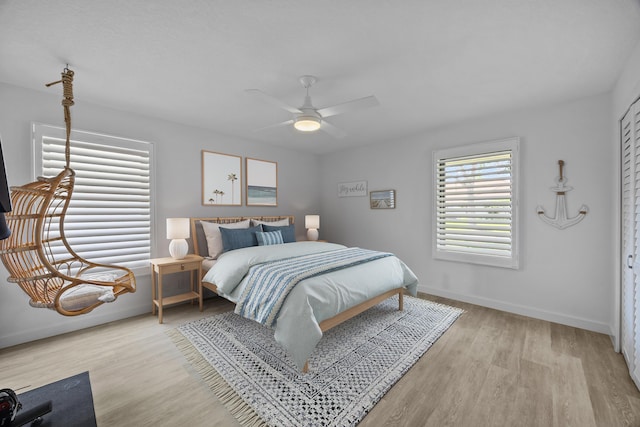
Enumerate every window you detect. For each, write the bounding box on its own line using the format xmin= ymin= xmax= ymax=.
xmin=33 ymin=123 xmax=154 ymax=275
xmin=433 ymin=137 xmax=519 ymax=269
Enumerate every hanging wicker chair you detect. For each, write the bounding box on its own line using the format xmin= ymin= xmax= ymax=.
xmin=0 ymin=68 xmax=136 ymax=315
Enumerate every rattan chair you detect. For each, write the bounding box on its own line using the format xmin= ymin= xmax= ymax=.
xmin=0 ymin=166 xmax=136 ymax=315
xmin=0 ymin=67 xmax=136 ymax=315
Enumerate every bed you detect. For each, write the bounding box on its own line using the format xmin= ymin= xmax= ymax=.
xmin=190 ymin=216 xmax=419 ymax=372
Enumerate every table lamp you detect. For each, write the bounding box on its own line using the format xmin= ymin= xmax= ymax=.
xmin=305 ymin=215 xmax=320 ymax=241
xmin=167 ymin=218 xmax=189 ymax=259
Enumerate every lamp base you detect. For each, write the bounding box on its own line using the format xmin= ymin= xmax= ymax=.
xmin=169 ymin=239 xmax=188 ymax=259
xmin=307 ymin=229 xmax=319 ymax=241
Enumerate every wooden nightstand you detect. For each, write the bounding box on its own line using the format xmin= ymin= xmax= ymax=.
xmin=150 ymin=254 xmax=203 ymax=323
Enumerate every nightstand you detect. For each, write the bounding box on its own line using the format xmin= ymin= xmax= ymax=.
xmin=150 ymin=254 xmax=203 ymax=323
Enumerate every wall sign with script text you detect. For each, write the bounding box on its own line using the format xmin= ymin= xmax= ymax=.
xmin=338 ymin=181 xmax=368 ymax=197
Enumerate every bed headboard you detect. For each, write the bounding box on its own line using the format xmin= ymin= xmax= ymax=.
xmin=190 ymin=216 xmax=295 ymax=257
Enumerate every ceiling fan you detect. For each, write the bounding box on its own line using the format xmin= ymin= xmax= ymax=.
xmin=246 ymin=75 xmax=379 ymax=138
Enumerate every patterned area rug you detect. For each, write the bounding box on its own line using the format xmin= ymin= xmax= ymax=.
xmin=171 ymin=295 xmax=462 ymax=427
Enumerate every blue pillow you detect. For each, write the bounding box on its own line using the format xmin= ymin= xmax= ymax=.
xmin=256 ymin=230 xmax=284 ymax=246
xmin=262 ymin=224 xmax=296 ymax=243
xmin=219 ymin=225 xmax=263 ymax=252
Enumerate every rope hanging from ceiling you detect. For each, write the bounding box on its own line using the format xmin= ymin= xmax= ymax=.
xmin=45 ymin=66 xmax=74 ymax=167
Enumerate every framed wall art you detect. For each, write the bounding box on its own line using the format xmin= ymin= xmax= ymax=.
xmin=201 ymin=150 xmax=242 ymax=206
xmin=370 ymin=189 xmax=396 ymax=209
xmin=246 ymin=157 xmax=278 ymax=206
xmin=338 ymin=180 xmax=367 ymax=197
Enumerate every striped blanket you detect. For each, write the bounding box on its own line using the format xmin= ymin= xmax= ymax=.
xmin=235 ymin=247 xmax=393 ymax=327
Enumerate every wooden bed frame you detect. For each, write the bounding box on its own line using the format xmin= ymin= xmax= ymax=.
xmin=190 ymin=216 xmax=404 ymax=372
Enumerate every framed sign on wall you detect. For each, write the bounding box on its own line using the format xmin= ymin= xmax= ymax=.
xmin=338 ymin=180 xmax=367 ymax=197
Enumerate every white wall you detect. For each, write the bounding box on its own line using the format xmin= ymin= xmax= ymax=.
xmin=0 ymin=82 xmax=321 ymax=348
xmin=320 ymin=92 xmax=613 ymax=334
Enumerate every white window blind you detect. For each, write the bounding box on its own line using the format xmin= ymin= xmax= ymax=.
xmin=433 ymin=138 xmax=519 ymax=269
xmin=33 ymin=123 xmax=153 ymax=274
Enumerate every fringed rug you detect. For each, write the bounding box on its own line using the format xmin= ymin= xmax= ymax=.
xmin=170 ymin=295 xmax=462 ymax=427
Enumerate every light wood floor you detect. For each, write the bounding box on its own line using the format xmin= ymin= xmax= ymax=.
xmin=1 ymin=294 xmax=639 ymax=427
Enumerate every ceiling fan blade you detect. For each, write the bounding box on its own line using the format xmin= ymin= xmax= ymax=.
xmin=317 ymin=95 xmax=379 ymax=118
xmin=253 ymin=119 xmax=294 ymax=132
xmin=320 ymin=121 xmax=347 ymax=139
xmin=245 ymin=89 xmax=301 ymax=114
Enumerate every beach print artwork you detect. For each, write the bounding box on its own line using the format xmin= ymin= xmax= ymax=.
xmin=370 ymin=190 xmax=396 ymax=209
xmin=246 ymin=158 xmax=277 ymax=206
xmin=202 ymin=151 xmax=242 ymax=206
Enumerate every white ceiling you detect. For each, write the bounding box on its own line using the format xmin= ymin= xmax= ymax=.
xmin=1 ymin=0 xmax=639 ymax=155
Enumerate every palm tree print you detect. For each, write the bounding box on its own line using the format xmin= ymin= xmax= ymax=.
xmin=227 ymin=173 xmax=238 ymax=204
xmin=211 ymin=189 xmax=222 ymax=203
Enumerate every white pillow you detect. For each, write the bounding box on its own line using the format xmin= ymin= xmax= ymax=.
xmin=201 ymin=219 xmax=250 ymax=259
xmin=251 ymin=218 xmax=290 ymax=227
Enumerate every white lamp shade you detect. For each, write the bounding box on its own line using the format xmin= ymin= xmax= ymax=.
xmin=167 ymin=218 xmax=190 ymax=239
xmin=305 ymin=215 xmax=320 ymax=230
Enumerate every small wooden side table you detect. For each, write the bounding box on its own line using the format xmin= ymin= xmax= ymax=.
xmin=150 ymin=254 xmax=203 ymax=323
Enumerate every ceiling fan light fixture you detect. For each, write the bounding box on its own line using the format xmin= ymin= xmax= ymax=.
xmin=247 ymin=75 xmax=378 ymax=138
xmin=294 ymin=116 xmax=321 ymax=132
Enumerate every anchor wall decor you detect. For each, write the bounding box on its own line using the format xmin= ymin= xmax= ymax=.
xmin=536 ymin=160 xmax=588 ymax=230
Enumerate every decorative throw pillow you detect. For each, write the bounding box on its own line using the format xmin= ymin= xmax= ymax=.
xmin=219 ymin=225 xmax=263 ymax=252
xmin=251 ymin=218 xmax=290 ymax=227
xmin=201 ymin=219 xmax=250 ymax=259
xmin=262 ymin=224 xmax=296 ymax=243
xmin=256 ymin=230 xmax=284 ymax=246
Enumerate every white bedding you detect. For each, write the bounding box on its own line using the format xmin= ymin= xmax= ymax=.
xmin=202 ymin=241 xmax=419 ymax=370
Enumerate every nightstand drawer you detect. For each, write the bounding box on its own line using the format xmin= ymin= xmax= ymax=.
xmin=159 ymin=260 xmax=200 ymax=274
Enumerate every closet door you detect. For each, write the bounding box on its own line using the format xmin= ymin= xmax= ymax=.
xmin=622 ymin=100 xmax=640 ymax=388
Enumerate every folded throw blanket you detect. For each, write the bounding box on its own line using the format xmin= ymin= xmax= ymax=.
xmin=236 ymin=247 xmax=393 ymax=327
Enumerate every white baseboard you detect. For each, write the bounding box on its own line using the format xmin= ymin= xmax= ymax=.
xmin=0 ymin=303 xmax=150 ymax=349
xmin=2 ymin=286 xmax=615 ymax=349
xmin=419 ymin=285 xmax=611 ymax=335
